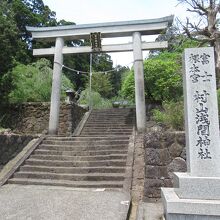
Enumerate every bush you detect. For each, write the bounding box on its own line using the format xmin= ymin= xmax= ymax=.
xmin=8 ymin=59 xmax=74 ymax=103
xmin=86 ymin=72 xmax=113 ymax=98
xmin=152 ymin=100 xmax=184 ymax=130
xmin=121 ymin=52 xmax=182 ymax=103
xmin=78 ymin=88 xmax=112 ymax=109
xmin=217 ymin=89 xmax=220 ymax=113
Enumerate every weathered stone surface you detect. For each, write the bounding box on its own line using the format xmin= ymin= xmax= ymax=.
xmin=167 ymin=157 xmax=187 ymax=181
xmin=145 ymin=148 xmax=171 ymax=166
xmin=144 ymin=131 xmax=163 ymax=149
xmin=144 ymin=131 xmax=186 ymax=201
xmin=176 ymin=132 xmax=185 ymax=146
xmin=145 ymin=166 xmax=160 ymax=178
xmin=180 ymin=148 xmax=186 ymax=160
xmin=144 ymin=186 xmax=161 ymax=198
xmin=131 ymin=134 xmax=145 ymax=203
xmin=0 ymin=134 xmax=34 ymax=167
xmin=169 ymin=142 xmax=183 ymax=158
xmin=159 ymin=149 xmax=171 ymax=165
xmin=163 ymin=132 xmax=176 ymax=148
xmin=0 ymin=102 xmax=86 ymax=135
xmin=145 ymin=148 xmax=160 ymax=165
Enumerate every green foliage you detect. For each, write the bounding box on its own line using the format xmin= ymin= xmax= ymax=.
xmin=109 ymin=65 xmax=130 ymax=97
xmin=78 ymin=88 xmax=112 ymax=109
xmin=121 ymin=52 xmax=182 ymax=102
xmin=86 ymin=72 xmax=113 ymax=98
xmin=8 ymin=59 xmax=74 ymax=103
xmin=121 ymin=72 xmax=135 ymax=101
xmin=144 ymin=53 xmax=182 ymax=102
xmin=0 ymin=0 xmax=120 ymax=105
xmin=217 ymin=89 xmax=220 ymax=112
xmin=152 ymin=100 xmax=184 ymax=130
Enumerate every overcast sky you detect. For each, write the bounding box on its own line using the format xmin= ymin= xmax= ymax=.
xmin=43 ymin=0 xmax=187 ymax=67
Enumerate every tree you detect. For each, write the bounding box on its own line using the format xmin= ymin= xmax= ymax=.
xmin=8 ymin=59 xmax=74 ymax=103
xmin=121 ymin=52 xmax=182 ymax=103
xmin=109 ymin=65 xmax=130 ymax=97
xmin=87 ymin=72 xmax=113 ymax=98
xmin=12 ymin=0 xmax=56 ymax=44
xmin=0 ymin=0 xmax=29 ymax=102
xmin=177 ymin=0 xmax=220 ymax=87
xmin=0 ymin=0 xmax=58 ymax=103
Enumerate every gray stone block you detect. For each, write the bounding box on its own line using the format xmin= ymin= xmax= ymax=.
xmin=174 ymin=172 xmax=220 ymax=200
xmin=162 ymin=188 xmax=220 ymax=217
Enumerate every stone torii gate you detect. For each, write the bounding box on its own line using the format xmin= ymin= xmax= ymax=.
xmin=27 ymin=15 xmax=173 ymax=135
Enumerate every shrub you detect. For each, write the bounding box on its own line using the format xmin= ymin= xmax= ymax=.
xmin=86 ymin=72 xmax=113 ymax=98
xmin=78 ymin=88 xmax=112 ymax=109
xmin=8 ymin=59 xmax=74 ymax=103
xmin=121 ymin=52 xmax=182 ymax=103
xmin=217 ymin=89 xmax=220 ymax=113
xmin=152 ymin=100 xmax=184 ymax=130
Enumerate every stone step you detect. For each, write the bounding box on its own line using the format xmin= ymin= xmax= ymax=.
xmin=45 ymin=136 xmax=130 ymax=141
xmin=86 ymin=124 xmax=133 ymax=128
xmin=92 ymin=109 xmax=134 ymax=115
xmin=13 ymin=171 xmax=125 ymax=181
xmin=42 ymin=140 xmax=129 ymax=146
xmin=88 ymin=116 xmax=134 ymax=120
xmin=89 ymin=111 xmax=134 ymax=114
xmin=87 ymin=118 xmax=134 ymax=122
xmin=86 ymin=121 xmax=133 ymax=124
xmin=80 ymin=132 xmax=132 ymax=136
xmin=84 ymin=124 xmax=133 ymax=128
xmin=30 ymin=154 xmax=127 ymax=161
xmin=19 ymin=165 xmax=126 ymax=174
xmin=82 ymin=128 xmax=133 ymax=132
xmin=83 ymin=124 xmax=133 ymax=127
xmin=38 ymin=144 xmax=128 ymax=151
xmin=34 ymin=149 xmax=128 ymax=156
xmin=92 ymin=108 xmax=133 ymax=111
xmin=25 ymin=159 xmax=127 ymax=167
xmin=8 ymin=178 xmax=124 ymax=188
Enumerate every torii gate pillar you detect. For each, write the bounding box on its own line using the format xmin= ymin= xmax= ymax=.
xmin=48 ymin=37 xmax=64 ymax=135
xmin=133 ymin=32 xmax=146 ymax=132
xmin=26 ymin=16 xmax=174 ymax=135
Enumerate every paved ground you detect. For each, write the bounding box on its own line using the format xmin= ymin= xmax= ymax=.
xmin=136 ymin=201 xmax=164 ymax=220
xmin=0 ymin=184 xmax=130 ymax=220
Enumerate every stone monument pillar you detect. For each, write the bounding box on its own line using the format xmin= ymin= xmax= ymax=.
xmin=133 ymin=32 xmax=146 ymax=132
xmin=48 ymin=37 xmax=64 ymax=135
xmin=162 ymin=47 xmax=220 ymax=219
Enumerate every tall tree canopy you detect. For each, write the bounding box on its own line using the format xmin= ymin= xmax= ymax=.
xmin=0 ymin=0 xmax=117 ymax=104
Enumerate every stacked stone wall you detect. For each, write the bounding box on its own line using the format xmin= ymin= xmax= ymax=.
xmin=0 ymin=134 xmax=34 ymax=171
xmin=144 ymin=131 xmax=187 ymax=201
xmin=0 ymin=102 xmax=86 ymax=135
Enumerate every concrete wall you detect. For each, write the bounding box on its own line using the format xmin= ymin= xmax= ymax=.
xmin=0 ymin=102 xmax=86 ymax=135
xmin=144 ymin=131 xmax=187 ymax=201
xmin=0 ymin=134 xmax=34 ymax=171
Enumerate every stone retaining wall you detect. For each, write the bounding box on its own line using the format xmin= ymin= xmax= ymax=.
xmin=0 ymin=134 xmax=34 ymax=171
xmin=1 ymin=102 xmax=86 ymax=135
xmin=144 ymin=131 xmax=187 ymax=201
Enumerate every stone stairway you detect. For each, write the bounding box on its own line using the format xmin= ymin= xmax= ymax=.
xmin=7 ymin=108 xmax=135 ymax=189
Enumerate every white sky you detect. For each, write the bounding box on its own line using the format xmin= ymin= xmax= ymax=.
xmin=43 ymin=0 xmax=188 ymax=67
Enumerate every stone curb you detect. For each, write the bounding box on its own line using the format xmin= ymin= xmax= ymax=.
xmin=123 ymin=127 xmax=135 ymax=192
xmin=73 ymin=110 xmax=91 ymax=136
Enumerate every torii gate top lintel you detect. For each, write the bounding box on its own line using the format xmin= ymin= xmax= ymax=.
xmin=26 ymin=15 xmax=174 ymax=41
